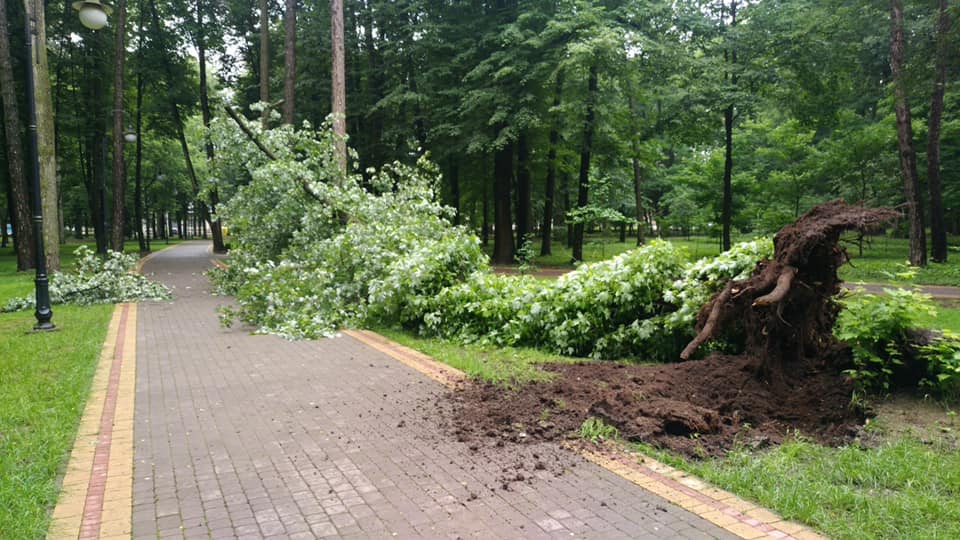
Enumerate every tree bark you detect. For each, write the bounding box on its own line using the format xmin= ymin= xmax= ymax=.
xmin=330 ymin=0 xmax=346 ymax=171
xmin=927 ymin=0 xmax=949 ymax=263
xmin=540 ymin=71 xmax=563 ymax=256
xmin=0 ymin=0 xmax=35 ymax=269
xmin=25 ymin=0 xmax=59 ymax=270
xmin=110 ymin=0 xmax=128 ymax=252
xmin=492 ymin=140 xmax=514 ymax=265
xmin=721 ymin=1 xmax=737 ymax=253
xmin=282 ymin=0 xmax=297 ymax=125
xmin=627 ymin=92 xmax=645 ymax=246
xmin=196 ymin=0 xmax=226 ymax=253
xmin=515 ymin=130 xmax=531 ymax=249
xmin=572 ymin=64 xmax=598 ymax=263
xmin=259 ymin=0 xmax=270 ymax=128
xmin=449 ymin=160 xmax=460 ymax=225
xmin=134 ymin=2 xmax=146 ymax=252
xmin=890 ymin=0 xmax=926 ymax=266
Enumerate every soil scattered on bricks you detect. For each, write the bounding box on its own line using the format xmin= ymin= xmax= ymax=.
xmin=446 ymin=202 xmax=894 ymax=458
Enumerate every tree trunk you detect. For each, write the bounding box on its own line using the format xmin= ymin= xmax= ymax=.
xmin=927 ymin=0 xmax=949 ymax=263
xmin=196 ymin=0 xmax=226 ymax=253
xmin=481 ymin=181 xmax=489 ymax=247
xmin=540 ymin=72 xmax=562 ymax=256
xmin=110 ymin=0 xmax=128 ymax=252
xmin=572 ymin=64 xmax=598 ymax=263
xmin=330 ymin=0 xmax=346 ymax=171
xmin=0 ymin=0 xmax=34 ymax=269
xmin=449 ymin=160 xmax=460 ymax=225
xmin=492 ymin=141 xmax=514 ymax=265
xmin=890 ymin=0 xmax=926 ymax=267
xmin=259 ymin=0 xmax=270 ymax=128
xmin=627 ymin=93 xmax=645 ymax=246
xmin=515 ymin=130 xmax=531 ymax=249
xmin=134 ymin=4 xmax=146 ymax=252
xmin=25 ymin=0 xmax=59 ymax=270
xmin=282 ymin=0 xmax=297 ymax=125
xmin=720 ymin=1 xmax=737 ymax=253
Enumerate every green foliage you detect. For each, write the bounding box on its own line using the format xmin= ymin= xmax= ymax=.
xmin=579 ymin=417 xmax=619 ymax=442
xmin=421 ymin=238 xmax=771 ymax=361
xmin=835 ymin=289 xmax=938 ymax=392
xmin=918 ymin=331 xmax=960 ymax=396
xmin=2 ymin=247 xmax=170 ymax=312
xmin=211 ymin=121 xmax=487 ymax=338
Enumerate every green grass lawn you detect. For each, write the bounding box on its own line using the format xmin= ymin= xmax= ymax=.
xmin=0 ymin=304 xmax=113 ymax=538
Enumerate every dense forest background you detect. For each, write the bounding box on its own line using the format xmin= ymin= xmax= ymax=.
xmin=1 ymin=0 xmax=958 ymax=271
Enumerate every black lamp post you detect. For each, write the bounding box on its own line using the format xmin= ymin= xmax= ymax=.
xmin=23 ymin=0 xmax=53 ymax=330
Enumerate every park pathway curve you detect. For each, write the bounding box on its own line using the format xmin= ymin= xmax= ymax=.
xmin=131 ymin=241 xmax=743 ymax=539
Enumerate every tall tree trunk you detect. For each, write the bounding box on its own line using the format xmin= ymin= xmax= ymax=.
xmin=282 ymin=0 xmax=297 ymax=125
xmin=110 ymin=0 xmax=128 ymax=252
xmin=134 ymin=1 xmax=146 ymax=252
xmin=890 ymin=0 xmax=926 ymax=266
xmin=540 ymin=71 xmax=562 ymax=256
xmin=492 ymin=141 xmax=514 ymax=265
xmin=449 ymin=160 xmax=460 ymax=225
xmin=481 ymin=181 xmax=490 ymax=247
xmin=25 ymin=0 xmax=59 ymax=270
xmin=259 ymin=0 xmax=270 ymax=128
xmin=330 ymin=0 xmax=346 ymax=171
xmin=927 ymin=0 xmax=949 ymax=263
xmin=721 ymin=1 xmax=737 ymax=252
xmin=196 ymin=0 xmax=226 ymax=253
xmin=0 ymin=0 xmax=35 ymax=269
xmin=627 ymin=92 xmax=646 ymax=246
xmin=572 ymin=64 xmax=598 ymax=262
xmin=134 ymin=67 xmax=145 ymax=252
xmin=515 ymin=131 xmax=531 ymax=249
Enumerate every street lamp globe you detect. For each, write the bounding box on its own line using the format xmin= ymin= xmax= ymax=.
xmin=72 ymin=0 xmax=112 ymax=30
xmin=124 ymin=129 xmax=137 ymax=143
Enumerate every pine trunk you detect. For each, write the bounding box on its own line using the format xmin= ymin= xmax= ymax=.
xmin=282 ymin=0 xmax=297 ymax=125
xmin=515 ymin=131 xmax=531 ymax=249
xmin=927 ymin=0 xmax=949 ymax=263
xmin=259 ymin=0 xmax=269 ymax=128
xmin=110 ymin=0 xmax=128 ymax=252
xmin=0 ymin=0 xmax=35 ymax=269
xmin=890 ymin=0 xmax=926 ymax=266
xmin=492 ymin=141 xmax=514 ymax=265
xmin=196 ymin=0 xmax=226 ymax=253
xmin=330 ymin=0 xmax=346 ymax=171
xmin=572 ymin=64 xmax=598 ymax=263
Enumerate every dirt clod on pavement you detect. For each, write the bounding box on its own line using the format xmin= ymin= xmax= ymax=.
xmin=447 ymin=202 xmax=896 ymax=458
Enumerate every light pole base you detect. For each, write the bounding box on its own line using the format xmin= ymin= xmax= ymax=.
xmin=33 ymin=321 xmax=56 ymax=331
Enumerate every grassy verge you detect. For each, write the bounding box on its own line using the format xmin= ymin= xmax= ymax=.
xmin=642 ymin=433 xmax=960 ymax=540
xmin=0 ymin=304 xmax=113 ymax=538
xmin=374 ymin=327 xmax=586 ymax=387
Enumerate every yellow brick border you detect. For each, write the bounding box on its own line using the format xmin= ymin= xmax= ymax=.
xmin=346 ymin=329 xmax=825 ymax=540
xmin=47 ymin=303 xmax=137 ymax=540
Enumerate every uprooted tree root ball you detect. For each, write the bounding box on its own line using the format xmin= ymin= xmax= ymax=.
xmin=446 ymin=202 xmax=897 ymax=458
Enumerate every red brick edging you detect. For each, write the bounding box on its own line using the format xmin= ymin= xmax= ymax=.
xmin=77 ymin=303 xmax=129 ymax=539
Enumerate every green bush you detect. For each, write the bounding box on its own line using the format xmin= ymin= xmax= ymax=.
xmin=834 ymin=288 xmax=938 ymax=392
xmin=918 ymin=330 xmax=960 ymax=396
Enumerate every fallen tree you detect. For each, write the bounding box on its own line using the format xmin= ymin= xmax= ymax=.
xmin=681 ymin=201 xmax=899 ymax=380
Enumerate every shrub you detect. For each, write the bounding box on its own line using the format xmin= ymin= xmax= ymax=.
xmin=3 ymin=246 xmax=170 ymax=312
xmin=834 ymin=288 xmax=938 ymax=392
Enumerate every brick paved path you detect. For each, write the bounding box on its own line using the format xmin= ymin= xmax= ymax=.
xmin=133 ymin=242 xmax=737 ymax=539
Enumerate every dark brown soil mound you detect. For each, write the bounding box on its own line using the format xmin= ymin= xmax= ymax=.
xmin=447 ymin=202 xmax=895 ymax=458
xmin=448 ymin=352 xmax=864 ymax=458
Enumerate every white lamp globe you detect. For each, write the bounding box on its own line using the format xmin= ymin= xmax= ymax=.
xmin=72 ymin=1 xmax=112 ymax=31
xmin=124 ymin=131 xmax=137 ymax=143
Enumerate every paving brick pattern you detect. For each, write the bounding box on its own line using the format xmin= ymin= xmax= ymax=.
xmin=133 ymin=242 xmax=738 ymax=539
